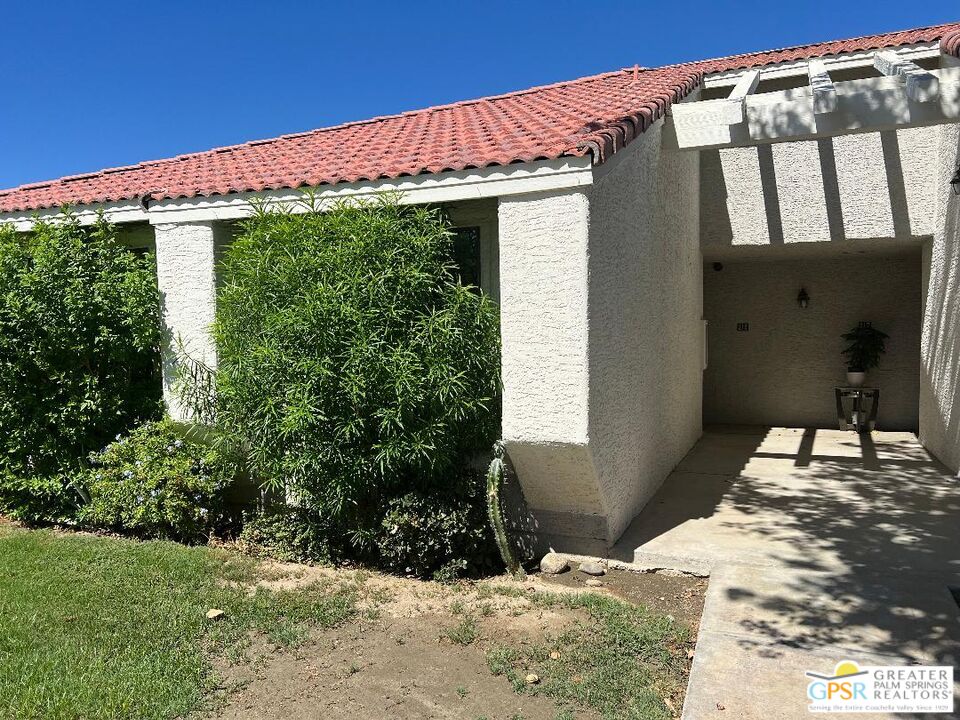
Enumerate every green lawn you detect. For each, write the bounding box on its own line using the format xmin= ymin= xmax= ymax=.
xmin=0 ymin=524 xmax=695 ymax=720
xmin=0 ymin=524 xmax=357 ymax=720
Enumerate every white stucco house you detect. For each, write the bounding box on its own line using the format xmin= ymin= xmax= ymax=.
xmin=3 ymin=22 xmax=960 ymax=554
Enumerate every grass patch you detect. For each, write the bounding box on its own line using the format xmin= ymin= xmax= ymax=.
xmin=485 ymin=590 xmax=690 ymax=720
xmin=444 ymin=615 xmax=480 ymax=646
xmin=0 ymin=525 xmax=356 ymax=719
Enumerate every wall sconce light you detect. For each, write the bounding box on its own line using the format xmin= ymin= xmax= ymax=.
xmin=951 ymin=161 xmax=960 ymax=196
xmin=797 ymin=287 xmax=810 ymax=309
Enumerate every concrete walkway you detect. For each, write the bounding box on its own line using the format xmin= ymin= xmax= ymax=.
xmin=611 ymin=427 xmax=960 ymax=719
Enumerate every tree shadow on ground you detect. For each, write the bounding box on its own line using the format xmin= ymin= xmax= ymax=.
xmin=617 ymin=426 xmax=960 ymax=672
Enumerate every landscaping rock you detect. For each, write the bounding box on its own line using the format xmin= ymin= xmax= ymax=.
xmin=584 ymin=578 xmax=604 ymax=588
xmin=578 ymin=561 xmax=606 ymax=576
xmin=539 ymin=553 xmax=569 ymax=574
xmin=206 ymin=608 xmax=225 ymax=621
xmin=525 ymin=673 xmax=540 ymax=685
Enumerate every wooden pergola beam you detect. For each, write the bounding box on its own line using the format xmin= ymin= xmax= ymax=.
xmin=807 ymin=60 xmax=838 ymax=114
xmin=873 ymin=50 xmax=940 ymax=102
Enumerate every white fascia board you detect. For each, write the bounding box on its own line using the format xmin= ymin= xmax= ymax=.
xmin=146 ymin=157 xmax=594 ymax=225
xmin=0 ymin=199 xmax=147 ymax=231
xmin=701 ymin=42 xmax=941 ymax=89
xmin=0 ymin=157 xmax=594 ymax=230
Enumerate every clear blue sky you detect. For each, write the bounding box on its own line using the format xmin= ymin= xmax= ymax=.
xmin=1 ymin=1 xmax=956 ymax=189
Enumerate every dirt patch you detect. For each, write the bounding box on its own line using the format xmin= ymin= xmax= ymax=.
xmin=211 ymin=613 xmax=591 ymax=720
xmin=536 ymin=567 xmax=708 ymax=633
xmin=205 ymin=564 xmax=704 ymax=719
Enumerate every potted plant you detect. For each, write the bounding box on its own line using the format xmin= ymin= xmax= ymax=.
xmin=841 ymin=324 xmax=888 ymax=387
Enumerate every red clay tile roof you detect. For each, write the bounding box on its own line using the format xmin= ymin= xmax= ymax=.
xmin=942 ymin=27 xmax=960 ymax=58
xmin=2 ymin=21 xmax=958 ymax=214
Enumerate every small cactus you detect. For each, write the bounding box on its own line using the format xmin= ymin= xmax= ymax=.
xmin=486 ymin=441 xmax=524 ymax=578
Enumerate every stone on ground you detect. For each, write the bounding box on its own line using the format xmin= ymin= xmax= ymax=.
xmin=206 ymin=608 xmax=225 ymax=621
xmin=539 ymin=552 xmax=569 ymax=574
xmin=578 ymin=560 xmax=606 ymax=576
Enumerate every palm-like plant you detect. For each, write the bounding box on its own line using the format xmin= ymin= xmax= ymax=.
xmin=841 ymin=324 xmax=888 ymax=372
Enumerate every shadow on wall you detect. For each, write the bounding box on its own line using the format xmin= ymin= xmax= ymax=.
xmin=702 ymin=252 xmax=921 ymax=431
xmin=614 ymin=426 xmax=960 ymax=668
xmin=701 ymin=125 xmax=928 ymax=248
xmin=921 ymin=127 xmax=960 ymax=473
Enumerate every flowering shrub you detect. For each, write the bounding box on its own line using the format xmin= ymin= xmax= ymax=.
xmin=78 ymin=419 xmax=233 ymax=541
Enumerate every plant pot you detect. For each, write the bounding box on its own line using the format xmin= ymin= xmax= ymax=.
xmin=846 ymin=370 xmax=866 ymax=387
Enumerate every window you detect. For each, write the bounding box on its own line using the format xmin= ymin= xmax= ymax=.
xmin=451 ymin=226 xmax=481 ymax=289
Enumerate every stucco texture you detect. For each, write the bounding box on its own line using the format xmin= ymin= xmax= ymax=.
xmin=703 ymin=252 xmax=921 ymax=430
xmin=498 ymin=189 xmax=602 ymax=526
xmin=154 ymin=221 xmax=224 ymax=421
xmin=919 ymin=123 xmax=960 ymax=473
xmin=586 ymin=121 xmax=703 ymax=543
xmin=498 ymin=121 xmax=703 ymax=550
xmin=700 ymin=127 xmax=937 ymax=249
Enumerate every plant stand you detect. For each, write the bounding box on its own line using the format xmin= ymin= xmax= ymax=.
xmin=835 ymin=386 xmax=880 ymax=432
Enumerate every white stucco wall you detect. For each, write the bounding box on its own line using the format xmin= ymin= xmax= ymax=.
xmin=919 ymin=123 xmax=960 ymax=473
xmin=704 ymin=252 xmax=921 ymax=430
xmin=499 ymin=121 xmax=703 ymax=551
xmin=498 ymin=189 xmax=604 ymax=540
xmin=586 ymin=121 xmax=703 ymax=543
xmin=701 ymin=127 xmax=938 ymax=248
xmin=154 ymin=221 xmax=224 ymax=420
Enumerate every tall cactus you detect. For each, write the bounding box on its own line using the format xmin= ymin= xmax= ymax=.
xmin=486 ymin=441 xmax=524 ymax=577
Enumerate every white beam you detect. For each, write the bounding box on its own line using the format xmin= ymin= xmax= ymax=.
xmin=874 ymin=50 xmax=940 ymax=102
xmin=807 ymin=59 xmax=837 ymax=114
xmin=666 ymin=66 xmax=960 ymax=150
xmin=669 ymin=69 xmax=761 ymax=136
xmin=729 ymin=69 xmax=761 ymax=101
xmin=703 ymin=42 xmax=940 ymax=87
xmin=727 ymin=70 xmax=761 ymax=123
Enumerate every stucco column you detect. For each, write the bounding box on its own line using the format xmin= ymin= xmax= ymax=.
xmin=153 ymin=221 xmax=221 ymax=421
xmin=497 ymin=188 xmax=609 ymax=552
xmin=497 ymin=122 xmax=703 ymax=555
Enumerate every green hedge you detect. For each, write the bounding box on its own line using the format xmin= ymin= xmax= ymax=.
xmin=0 ymin=217 xmax=162 ymax=522
xmin=212 ymin=198 xmax=501 ymax=575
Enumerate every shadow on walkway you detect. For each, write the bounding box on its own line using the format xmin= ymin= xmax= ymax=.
xmin=612 ymin=426 xmax=960 ymax=718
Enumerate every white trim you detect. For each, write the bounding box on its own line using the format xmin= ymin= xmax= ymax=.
xmin=0 ymin=157 xmax=594 ymax=229
xmin=147 ymin=158 xmax=593 ymax=225
xmin=701 ymin=42 xmax=941 ymax=88
xmin=0 ymin=200 xmax=147 ymax=231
